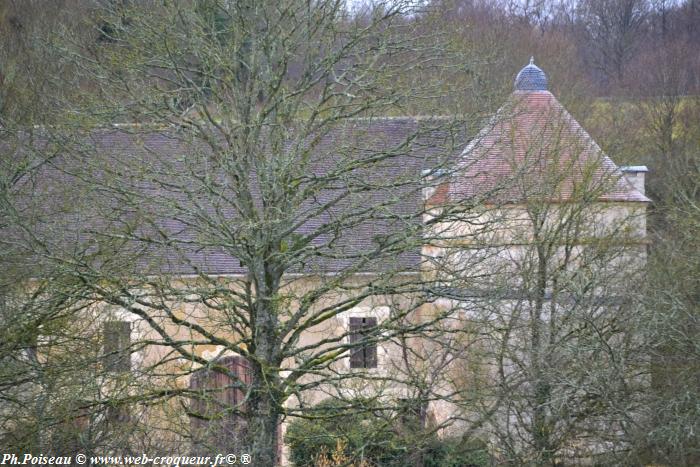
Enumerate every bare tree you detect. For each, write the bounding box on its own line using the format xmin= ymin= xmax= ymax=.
xmin=643 ymin=159 xmax=700 ymax=465
xmin=0 ymin=126 xmax=155 ymax=457
xmin=432 ymin=88 xmax=650 ymax=464
xmin=3 ymin=1 xmax=504 ymax=465
xmin=577 ymin=0 xmax=649 ymax=87
xmin=626 ymin=35 xmax=700 ymax=464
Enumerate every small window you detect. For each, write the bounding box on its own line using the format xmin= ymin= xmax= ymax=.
xmin=349 ymin=317 xmax=378 ymax=369
xmin=103 ymin=321 xmax=131 ymax=373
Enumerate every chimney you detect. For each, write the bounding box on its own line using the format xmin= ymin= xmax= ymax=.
xmin=620 ymin=166 xmax=648 ymax=196
xmin=422 ymin=169 xmax=449 ymax=206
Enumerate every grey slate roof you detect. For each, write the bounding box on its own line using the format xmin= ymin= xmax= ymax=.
xmin=514 ymin=57 xmax=548 ymax=92
xmin=8 ymin=118 xmax=467 ymax=276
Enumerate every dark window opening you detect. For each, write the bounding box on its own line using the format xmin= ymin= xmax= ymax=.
xmin=103 ymin=321 xmax=131 ymax=373
xmin=349 ymin=317 xmax=378 ymax=369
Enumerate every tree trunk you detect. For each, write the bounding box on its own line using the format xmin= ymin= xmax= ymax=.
xmin=532 ymin=243 xmax=555 ymax=466
xmin=247 ymin=264 xmax=283 ymax=467
xmin=246 ymin=392 xmax=280 ymax=467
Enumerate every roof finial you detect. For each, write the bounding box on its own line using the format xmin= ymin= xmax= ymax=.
xmin=514 ymin=57 xmax=548 ymax=91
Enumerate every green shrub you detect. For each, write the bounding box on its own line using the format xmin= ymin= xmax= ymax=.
xmin=285 ymin=398 xmax=402 ymax=466
xmin=285 ymin=398 xmax=490 ymax=466
xmin=423 ymin=436 xmax=490 ymax=467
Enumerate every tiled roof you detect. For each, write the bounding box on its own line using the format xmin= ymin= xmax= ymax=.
xmin=6 ymin=87 xmax=647 ymax=277
xmin=450 ymin=90 xmax=650 ymax=204
xmin=11 ymin=118 xmax=466 ymax=276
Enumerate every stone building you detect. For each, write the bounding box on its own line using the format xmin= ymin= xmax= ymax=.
xmin=2 ymin=59 xmax=649 ymax=464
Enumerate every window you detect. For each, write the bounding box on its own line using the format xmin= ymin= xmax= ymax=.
xmin=103 ymin=321 xmax=131 ymax=373
xmin=349 ymin=317 xmax=378 ymax=369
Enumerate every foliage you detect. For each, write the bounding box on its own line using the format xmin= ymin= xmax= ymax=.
xmin=285 ymin=398 xmax=489 ymax=467
xmin=285 ymin=399 xmax=400 ymax=466
xmin=421 ymin=436 xmax=490 ymax=467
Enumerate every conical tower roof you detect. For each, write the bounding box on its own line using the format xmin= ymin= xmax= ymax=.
xmin=451 ymin=59 xmax=649 ymax=204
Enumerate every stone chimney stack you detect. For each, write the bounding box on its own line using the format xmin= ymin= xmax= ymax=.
xmin=422 ymin=169 xmax=449 ymax=206
xmin=620 ymin=166 xmax=648 ymax=196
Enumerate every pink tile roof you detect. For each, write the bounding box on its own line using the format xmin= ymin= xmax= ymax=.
xmin=451 ymin=90 xmax=650 ymax=204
